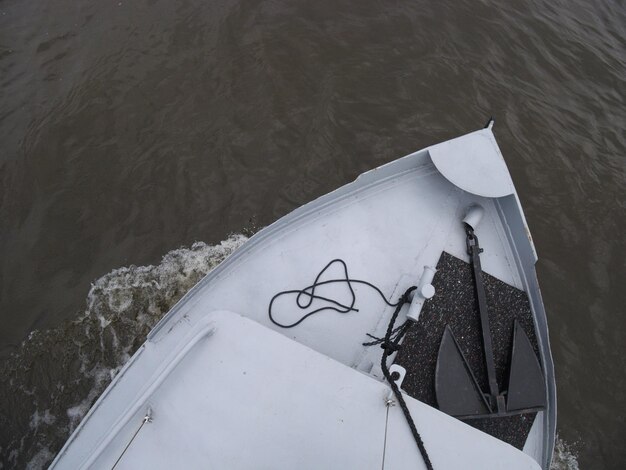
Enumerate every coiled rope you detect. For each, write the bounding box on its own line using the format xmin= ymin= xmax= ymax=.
xmin=268 ymin=259 xmax=404 ymax=328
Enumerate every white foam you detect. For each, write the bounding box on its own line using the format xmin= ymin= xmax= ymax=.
xmin=29 ymin=410 xmax=56 ymax=430
xmin=63 ymin=234 xmax=250 ymax=430
xmin=550 ymin=436 xmax=579 ymax=470
xmin=1 ymin=234 xmax=249 ymax=469
xmin=25 ymin=447 xmax=54 ymax=470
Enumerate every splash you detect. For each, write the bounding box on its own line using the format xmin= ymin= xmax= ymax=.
xmin=0 ymin=234 xmax=248 ymax=469
xmin=550 ymin=436 xmax=579 ymax=470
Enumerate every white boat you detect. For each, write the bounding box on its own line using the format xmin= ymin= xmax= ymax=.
xmin=51 ymin=122 xmax=556 ymax=469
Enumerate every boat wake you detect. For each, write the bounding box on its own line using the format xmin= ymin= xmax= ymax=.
xmin=551 ymin=437 xmax=580 ymax=470
xmin=0 ymin=233 xmax=578 ymax=470
xmin=0 ymin=234 xmax=247 ymax=469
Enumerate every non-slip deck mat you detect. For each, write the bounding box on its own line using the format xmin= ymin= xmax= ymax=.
xmin=394 ymin=252 xmax=541 ymax=450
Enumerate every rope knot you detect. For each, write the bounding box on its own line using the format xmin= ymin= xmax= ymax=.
xmin=381 ymin=340 xmax=401 ymax=353
xmin=401 ymin=286 xmax=417 ymax=304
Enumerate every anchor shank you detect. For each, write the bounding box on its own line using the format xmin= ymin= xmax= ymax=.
xmin=466 ymin=228 xmax=502 ymax=412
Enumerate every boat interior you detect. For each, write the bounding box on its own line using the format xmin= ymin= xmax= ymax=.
xmin=51 ymin=128 xmax=556 ymax=470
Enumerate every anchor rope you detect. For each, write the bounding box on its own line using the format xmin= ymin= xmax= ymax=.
xmin=379 ymin=287 xmax=434 ymax=470
xmin=268 ymin=260 xmax=432 ymax=469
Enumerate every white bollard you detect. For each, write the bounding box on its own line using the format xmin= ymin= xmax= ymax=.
xmin=406 ymin=265 xmax=437 ymax=323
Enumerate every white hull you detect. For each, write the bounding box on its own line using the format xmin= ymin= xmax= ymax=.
xmin=51 ymin=126 xmax=556 ymax=469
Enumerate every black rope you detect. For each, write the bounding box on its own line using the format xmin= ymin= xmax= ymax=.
xmin=362 ymin=321 xmax=408 ymax=347
xmin=380 ymin=287 xmax=434 ymax=470
xmin=267 ymin=260 xmax=432 ymax=468
xmin=268 ymin=259 xmax=404 ymax=328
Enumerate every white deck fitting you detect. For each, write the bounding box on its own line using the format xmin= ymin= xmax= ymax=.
xmin=51 ymin=128 xmax=556 ymax=469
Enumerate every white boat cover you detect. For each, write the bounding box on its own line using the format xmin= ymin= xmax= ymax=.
xmin=80 ymin=311 xmax=541 ymax=470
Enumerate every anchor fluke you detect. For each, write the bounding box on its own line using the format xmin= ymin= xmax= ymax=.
xmin=435 ymin=326 xmax=490 ymax=417
xmin=506 ymin=320 xmax=547 ymax=412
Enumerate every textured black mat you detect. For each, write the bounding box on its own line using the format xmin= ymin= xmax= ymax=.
xmin=394 ymin=252 xmax=540 ymax=450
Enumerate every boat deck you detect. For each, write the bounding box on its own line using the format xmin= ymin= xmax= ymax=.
xmin=51 ymin=128 xmax=556 ymax=469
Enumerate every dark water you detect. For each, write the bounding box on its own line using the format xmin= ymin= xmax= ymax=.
xmin=1 ymin=0 xmax=624 ymax=467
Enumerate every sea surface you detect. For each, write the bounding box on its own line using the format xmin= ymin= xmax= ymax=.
xmin=1 ymin=0 xmax=624 ymax=468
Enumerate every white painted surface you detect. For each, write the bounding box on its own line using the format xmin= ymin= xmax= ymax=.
xmin=429 ymin=129 xmax=515 ymax=198
xmin=523 ymin=412 xmax=545 ymax=464
xmin=85 ymin=311 xmax=540 ymax=470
